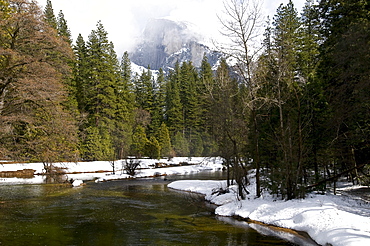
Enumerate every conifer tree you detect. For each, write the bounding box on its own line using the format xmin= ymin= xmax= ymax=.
xmin=120 ymin=51 xmax=132 ymax=90
xmin=298 ymin=0 xmax=328 ymax=184
xmin=77 ymin=21 xmax=123 ymax=160
xmin=165 ymin=63 xmax=183 ymax=134
xmin=80 ymin=126 xmax=112 ymax=161
xmin=150 ymin=68 xmax=166 ymax=136
xmin=254 ymin=18 xmax=280 ymax=193
xmin=57 ymin=10 xmax=72 ymax=44
xmin=270 ymin=0 xmax=306 ymax=199
xmin=86 ymin=22 xmax=118 ymax=123
xmin=44 ymin=0 xmax=57 ymax=30
xmin=145 ymin=136 xmax=160 ymax=159
xmin=199 ymin=55 xmax=217 ymax=156
xmin=73 ymin=34 xmax=89 ymax=113
xmin=318 ymin=0 xmax=370 ymax=183
xmin=172 ymin=132 xmax=189 ymax=157
xmin=157 ymin=122 xmax=172 ymax=157
xmin=114 ymin=51 xmax=134 ymax=159
xmin=209 ymin=58 xmax=248 ymax=196
xmin=199 ymin=55 xmax=214 ymax=127
xmin=131 ymin=125 xmax=148 ymax=158
xmin=134 ymin=68 xmax=154 ymax=111
xmin=180 ymin=62 xmax=201 ymax=135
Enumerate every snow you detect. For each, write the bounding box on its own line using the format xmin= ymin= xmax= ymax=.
xmin=2 ymin=157 xmax=370 ymax=246
xmin=131 ymin=62 xmax=160 ymax=79
xmin=0 ymin=157 xmax=223 ymax=184
xmin=72 ymin=179 xmax=83 ymax=187
xmin=168 ymin=175 xmax=370 ymax=246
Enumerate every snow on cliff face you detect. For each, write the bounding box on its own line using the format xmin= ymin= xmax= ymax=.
xmin=130 ymin=18 xmax=222 ymax=71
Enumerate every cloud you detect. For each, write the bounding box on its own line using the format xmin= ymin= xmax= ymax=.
xmin=37 ymin=0 xmax=306 ymax=56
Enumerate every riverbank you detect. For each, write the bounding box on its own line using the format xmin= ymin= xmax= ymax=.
xmin=0 ymin=157 xmax=223 ymax=185
xmin=2 ymin=158 xmax=370 ymax=245
xmin=168 ymin=175 xmax=370 ymax=246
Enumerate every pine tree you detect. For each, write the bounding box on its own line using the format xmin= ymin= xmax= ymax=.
xmin=134 ymin=67 xmax=154 ymax=111
xmin=318 ymin=0 xmax=370 ymax=184
xmin=199 ymin=54 xmax=214 ymax=126
xmin=131 ymin=125 xmax=148 ymax=158
xmin=165 ymin=62 xmax=183 ymax=134
xmin=210 ymin=58 xmax=248 ymax=197
xmin=157 ymin=122 xmax=172 ymax=157
xmin=80 ymin=126 xmax=109 ymax=161
xmin=180 ymin=62 xmax=201 ymax=136
xmin=198 ymin=55 xmax=217 ymax=156
xmin=150 ymin=68 xmax=166 ymax=136
xmin=73 ymin=34 xmax=89 ymax=113
xmin=145 ymin=136 xmax=160 ymax=159
xmin=86 ymin=22 xmax=118 ymax=124
xmin=172 ymin=132 xmax=189 ymax=157
xmin=254 ymin=18 xmax=280 ymax=194
xmin=298 ymin=0 xmax=328 ymax=184
xmin=114 ymin=51 xmax=134 ymax=159
xmin=77 ymin=21 xmax=123 ymax=160
xmin=44 ymin=0 xmax=57 ymax=30
xmin=299 ymin=0 xmax=320 ymax=81
xmin=57 ymin=10 xmax=72 ymax=44
xmin=271 ymin=0 xmax=306 ymax=199
xmin=120 ymin=51 xmax=132 ymax=91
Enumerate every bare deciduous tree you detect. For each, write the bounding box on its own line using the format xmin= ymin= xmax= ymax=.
xmin=217 ymin=0 xmax=264 ymax=197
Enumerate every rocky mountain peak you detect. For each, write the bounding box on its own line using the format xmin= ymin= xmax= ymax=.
xmin=130 ymin=18 xmax=222 ymax=71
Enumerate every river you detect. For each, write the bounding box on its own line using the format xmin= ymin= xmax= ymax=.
xmin=0 ymin=171 xmax=311 ymax=245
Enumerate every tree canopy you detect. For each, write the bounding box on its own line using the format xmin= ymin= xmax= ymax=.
xmin=0 ymin=0 xmax=368 ymax=199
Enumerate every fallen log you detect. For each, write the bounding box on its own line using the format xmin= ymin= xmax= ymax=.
xmin=0 ymin=169 xmax=35 ymax=178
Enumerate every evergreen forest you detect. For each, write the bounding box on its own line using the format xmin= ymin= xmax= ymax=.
xmin=0 ymin=0 xmax=369 ymax=199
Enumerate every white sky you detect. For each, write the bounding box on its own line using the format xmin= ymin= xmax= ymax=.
xmin=37 ymin=0 xmax=306 ymax=56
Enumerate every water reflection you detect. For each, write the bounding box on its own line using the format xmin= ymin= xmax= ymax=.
xmin=0 ymin=172 xmax=313 ymax=245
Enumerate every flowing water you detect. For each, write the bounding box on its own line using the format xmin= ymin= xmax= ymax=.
xmin=0 ymin=172 xmax=313 ymax=245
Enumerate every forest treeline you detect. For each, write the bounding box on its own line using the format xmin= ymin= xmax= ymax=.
xmin=0 ymin=0 xmax=369 ymax=199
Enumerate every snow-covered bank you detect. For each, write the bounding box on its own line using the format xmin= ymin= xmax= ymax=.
xmin=0 ymin=157 xmax=223 ymax=185
xmin=168 ymin=178 xmax=370 ymax=246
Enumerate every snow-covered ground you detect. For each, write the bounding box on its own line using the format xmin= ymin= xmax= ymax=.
xmin=1 ymin=158 xmax=370 ymax=246
xmin=0 ymin=157 xmax=223 ymax=185
xmin=168 ymin=175 xmax=370 ymax=246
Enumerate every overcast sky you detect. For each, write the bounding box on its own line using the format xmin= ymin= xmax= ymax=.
xmin=37 ymin=0 xmax=306 ymax=56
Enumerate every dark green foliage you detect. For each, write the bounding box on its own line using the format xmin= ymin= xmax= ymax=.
xmin=172 ymin=132 xmax=190 ymax=157
xmin=249 ymin=0 xmax=369 ymax=198
xmin=134 ymin=68 xmax=154 ymax=112
xmin=115 ymin=51 xmax=134 ymax=159
xmin=72 ymin=34 xmax=92 ymax=127
xmin=317 ymin=0 xmax=370 ymax=182
xmin=131 ymin=125 xmax=148 ymax=158
xmin=2 ymin=0 xmax=368 ymax=198
xmin=271 ymin=0 xmax=304 ymax=199
xmin=80 ymin=126 xmax=111 ymax=161
xmin=150 ymin=68 xmax=166 ymax=135
xmin=145 ymin=136 xmax=161 ymax=160
xmin=57 ymin=10 xmax=72 ymax=44
xmin=44 ymin=0 xmax=57 ymax=29
xmin=72 ymin=22 xmax=133 ymax=160
xmin=190 ymin=133 xmax=204 ymax=157
xmin=157 ymin=122 xmax=172 ymax=157
xmin=165 ymin=63 xmax=184 ymax=133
